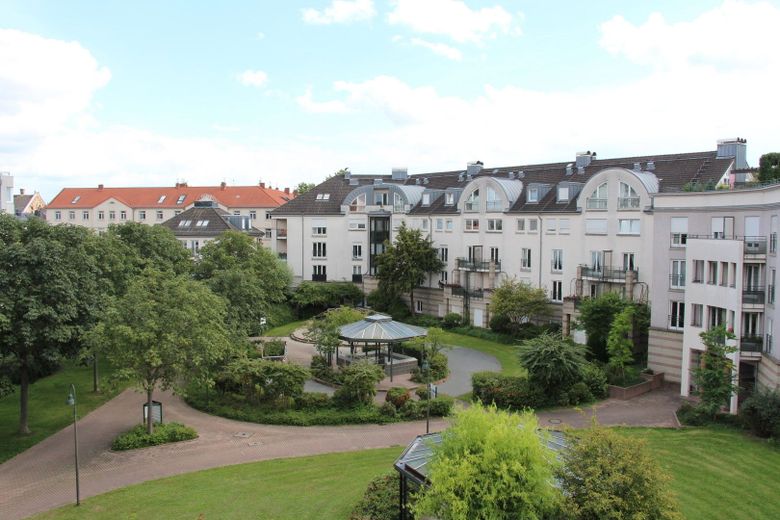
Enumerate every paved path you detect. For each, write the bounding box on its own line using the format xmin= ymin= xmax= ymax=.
xmin=438 ymin=347 xmax=501 ymax=396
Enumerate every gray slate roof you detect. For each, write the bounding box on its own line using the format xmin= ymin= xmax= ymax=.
xmin=339 ymin=314 xmax=428 ymax=343
xmin=160 ymin=206 xmax=263 ymax=238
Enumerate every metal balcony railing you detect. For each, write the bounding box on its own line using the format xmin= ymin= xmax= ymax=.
xmin=618 ymin=196 xmax=640 ymax=209
xmin=580 ymin=265 xmax=638 ymax=281
xmin=740 ymin=336 xmax=764 ymax=352
xmin=456 ymin=258 xmax=501 ymax=272
xmin=744 ymin=237 xmax=767 ymax=255
xmin=743 ymin=285 xmax=766 ymax=305
xmin=486 ymin=200 xmax=502 ymax=212
xmin=352 ymin=274 xmax=363 ymax=283
xmin=311 ymin=274 xmax=327 ymax=282
xmin=586 ymin=197 xmax=607 ymax=210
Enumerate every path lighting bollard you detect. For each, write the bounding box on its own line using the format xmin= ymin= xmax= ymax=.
xmin=66 ymin=384 xmax=80 ymax=506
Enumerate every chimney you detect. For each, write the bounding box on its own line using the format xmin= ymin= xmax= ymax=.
xmin=466 ymin=161 xmax=483 ymax=178
xmin=577 ymin=166 xmax=585 ymax=175
xmin=392 ymin=167 xmax=408 ymax=181
xmin=259 ymin=182 xmax=265 ymax=188
xmin=19 ymin=188 xmax=25 ymax=195
xmin=284 ymin=187 xmax=290 ymax=194
xmin=98 ymin=184 xmax=104 ymax=190
xmin=717 ymin=138 xmax=748 ymax=169
xmin=175 ymin=181 xmax=188 ymax=188
xmin=633 ymin=162 xmax=642 ymax=171
xmin=565 ymin=163 xmax=573 ymax=176
xmin=220 ymin=181 xmax=227 ymax=190
xmin=646 ymin=161 xmax=655 ymax=171
xmin=576 ymin=151 xmax=596 ymax=168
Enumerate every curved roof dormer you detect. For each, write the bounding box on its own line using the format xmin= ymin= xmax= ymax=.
xmin=342 ymin=182 xmax=426 ymax=213
xmin=577 ymin=167 xmax=658 ymax=212
xmin=457 ymin=176 xmax=523 ymax=213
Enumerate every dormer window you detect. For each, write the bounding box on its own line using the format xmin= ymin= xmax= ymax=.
xmin=316 ymin=193 xmax=330 ymax=201
xmin=557 ymin=186 xmax=569 ymax=202
xmin=587 ymin=182 xmax=608 ymax=210
xmin=465 ymin=189 xmax=480 ymax=212
xmin=618 ymin=182 xmax=639 ymax=209
xmin=176 ymin=194 xmax=186 ymax=204
xmin=158 ymin=195 xmax=167 ymax=203
xmin=527 ymin=187 xmax=539 ymax=203
xmin=71 ymin=195 xmax=80 ymax=204
xmin=486 ymin=187 xmax=501 ymax=211
xmin=422 ymin=193 xmax=431 ymax=206
xmin=349 ymin=193 xmax=366 ymax=212
xmin=445 ymin=193 xmax=454 ymax=205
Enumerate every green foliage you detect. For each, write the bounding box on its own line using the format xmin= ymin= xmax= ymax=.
xmin=410 ymin=351 xmax=448 ymax=382
xmin=295 ymin=392 xmax=332 ymax=410
xmin=379 ymin=401 xmax=397 ymax=418
xmin=576 ymin=293 xmax=628 ymax=362
xmin=408 ymin=327 xmax=451 ymax=382
xmin=106 ymin=221 xmax=192 ymax=276
xmin=581 ymin=363 xmax=609 ymax=399
xmin=310 ymin=354 xmax=342 ymax=384
xmin=260 ymin=339 xmax=286 ymax=357
xmin=442 ymin=312 xmax=464 ymax=329
xmin=385 ymin=387 xmax=410 ymax=408
xmin=428 ymin=395 xmax=455 ymax=416
xmin=558 ymin=426 xmax=682 ymax=520
xmin=334 ymin=361 xmax=385 ymax=407
xmin=375 ymin=223 xmax=444 ymax=315
xmin=693 ymin=325 xmax=737 ymax=418
xmin=740 ymin=388 xmax=780 ymax=439
xmin=366 ymin=289 xmax=411 ymax=320
xmin=518 ymin=333 xmax=588 ymax=397
xmin=682 ymin=180 xmax=718 ymax=192
xmin=295 ymin=181 xmax=316 ymax=195
xmin=490 ymin=278 xmax=549 ymax=329
xmin=349 ymin=473 xmax=401 ymax=520
xmin=111 ymin=422 xmax=197 ymax=451
xmin=758 ymin=152 xmax=780 ymax=182
xmin=606 ymin=306 xmax=634 ymax=384
xmin=471 ymin=371 xmax=544 ymax=409
xmin=306 ymin=306 xmax=366 ymax=364
xmin=266 ymin=303 xmax=297 ymax=330
xmin=292 ymin=281 xmax=363 ymax=315
xmin=223 ymin=357 xmax=309 ymax=404
xmin=412 ymin=404 xmax=563 ymax=520
xmin=566 ymin=382 xmax=593 ymax=405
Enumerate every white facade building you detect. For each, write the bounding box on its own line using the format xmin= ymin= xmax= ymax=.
xmin=0 ymin=172 xmax=13 ymax=215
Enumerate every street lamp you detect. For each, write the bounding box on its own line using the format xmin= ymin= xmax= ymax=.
xmin=66 ymin=384 xmax=80 ymax=506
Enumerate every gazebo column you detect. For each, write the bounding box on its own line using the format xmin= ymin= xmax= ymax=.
xmin=389 ymin=342 xmax=394 ymax=382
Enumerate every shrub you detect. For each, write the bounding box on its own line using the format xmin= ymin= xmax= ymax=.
xmin=223 ymin=357 xmax=309 ymax=404
xmin=411 ymin=351 xmax=448 ymax=383
xmin=416 ymin=386 xmax=430 ymax=400
xmin=295 ymin=392 xmax=332 ymax=410
xmin=349 ymin=473 xmax=400 ymax=520
xmin=741 ymin=389 xmax=780 ymax=438
xmin=261 ymin=339 xmax=286 ymax=357
xmin=471 ymin=371 xmax=545 ymax=409
xmin=265 ymin=303 xmax=296 ymax=329
xmin=518 ymin=333 xmax=587 ymax=397
xmin=385 ymin=387 xmax=410 ymax=408
xmin=442 ymin=312 xmax=463 ymax=329
xmin=567 ymin=382 xmax=593 ymax=405
xmin=400 ymin=399 xmax=424 ymax=419
xmin=676 ymin=403 xmax=712 ymax=426
xmin=292 ymin=281 xmax=363 ymax=315
xmin=429 ymin=395 xmax=455 ymax=416
xmin=366 ymin=289 xmax=410 ymax=320
xmin=379 ymin=401 xmax=398 ymax=418
xmin=408 ymin=314 xmax=442 ymax=328
xmin=112 ymin=422 xmax=197 ymax=451
xmin=310 ymin=354 xmax=342 ymax=384
xmin=334 ymin=361 xmax=385 ymax=407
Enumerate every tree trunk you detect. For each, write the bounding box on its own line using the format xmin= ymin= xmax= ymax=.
xmin=146 ymin=388 xmax=154 ymax=435
xmin=18 ymin=364 xmax=31 ymax=435
xmin=92 ymin=352 xmax=99 ymax=393
xmin=410 ymin=287 xmax=416 ymax=316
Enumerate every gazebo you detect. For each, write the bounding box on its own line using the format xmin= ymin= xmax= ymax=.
xmin=338 ymin=314 xmax=427 ymax=381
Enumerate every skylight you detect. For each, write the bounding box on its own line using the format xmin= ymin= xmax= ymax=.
xmin=71 ymin=195 xmax=80 ymax=204
xmin=315 ymin=193 xmax=330 ymax=201
xmin=195 ymin=220 xmax=209 ymax=227
xmin=176 ymin=194 xmax=186 ymax=204
xmin=178 ymin=220 xmax=192 ymax=228
xmin=158 ymin=195 xmax=167 ymax=203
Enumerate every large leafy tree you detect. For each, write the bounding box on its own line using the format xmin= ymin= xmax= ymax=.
xmin=606 ymin=306 xmax=635 ymax=384
xmin=195 ymin=231 xmax=292 ymax=335
xmin=576 ymin=293 xmax=628 ymax=362
xmin=518 ymin=332 xmax=588 ymax=396
xmin=412 ymin=404 xmax=563 ymax=520
xmin=375 ymin=223 xmax=443 ymax=315
xmin=758 ymin=153 xmax=780 ymax=182
xmin=106 ymin=221 xmax=192 ymax=276
xmin=693 ymin=325 xmax=738 ymax=417
xmin=295 ymin=182 xmax=315 ymax=195
xmin=92 ymin=269 xmax=234 ymax=433
xmin=306 ymin=306 xmax=366 ymax=365
xmin=0 ymin=216 xmax=102 ymax=434
xmin=490 ymin=278 xmax=549 ymax=327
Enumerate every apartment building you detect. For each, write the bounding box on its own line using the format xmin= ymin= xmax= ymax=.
xmin=0 ymin=172 xmax=13 ymax=215
xmin=45 ymin=182 xmax=294 ymax=245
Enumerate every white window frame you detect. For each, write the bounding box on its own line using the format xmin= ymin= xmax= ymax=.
xmin=670 ymin=301 xmax=685 ymax=330
xmin=521 ymin=248 xmax=532 ymax=269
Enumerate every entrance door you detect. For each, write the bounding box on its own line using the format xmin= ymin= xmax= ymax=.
xmin=473 ymin=308 xmax=484 ymax=328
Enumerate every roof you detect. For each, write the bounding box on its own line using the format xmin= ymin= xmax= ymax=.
xmin=14 ymin=194 xmax=34 ymax=213
xmin=273 ymin=149 xmax=734 ymax=216
xmin=47 ymin=184 xmax=294 ymax=209
xmin=339 ymin=314 xmax=428 ymax=343
xmin=159 ymin=205 xmax=263 ymax=238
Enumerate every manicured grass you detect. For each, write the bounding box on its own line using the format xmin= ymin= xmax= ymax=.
xmin=264 ymin=319 xmax=309 ymax=337
xmin=620 ymin=427 xmax=780 ymax=520
xmin=438 ymin=330 xmax=525 ymax=376
xmin=35 ymin=447 xmax=401 ymax=520
xmin=0 ymin=360 xmax=125 ymax=463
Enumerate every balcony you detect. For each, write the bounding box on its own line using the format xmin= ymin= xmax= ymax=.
xmin=450 ymin=287 xmax=485 ymax=299
xmin=740 ymin=336 xmax=764 ymax=353
xmin=586 ymin=197 xmax=607 ymax=210
xmin=618 ymin=196 xmax=640 ymax=210
xmin=352 ymin=274 xmax=363 ymax=283
xmin=486 ymin=200 xmax=503 ymax=212
xmin=312 ymin=274 xmax=327 ymax=282
xmin=580 ymin=265 xmax=638 ymax=281
xmin=456 ymin=258 xmax=501 ymax=272
xmin=743 ymin=285 xmax=766 ymax=305
xmin=744 ymin=237 xmax=767 ymax=256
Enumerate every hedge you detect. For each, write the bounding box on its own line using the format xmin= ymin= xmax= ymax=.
xmin=112 ymin=422 xmax=197 ymax=451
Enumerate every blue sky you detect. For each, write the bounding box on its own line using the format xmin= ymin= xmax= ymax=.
xmin=1 ymin=1 xmax=778 ymax=200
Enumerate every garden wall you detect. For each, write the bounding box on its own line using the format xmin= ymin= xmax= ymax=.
xmin=608 ymin=372 xmax=665 ymax=400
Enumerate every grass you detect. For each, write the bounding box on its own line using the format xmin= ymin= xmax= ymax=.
xmin=264 ymin=319 xmax=309 ymax=337
xmin=438 ymin=330 xmax=525 ymax=376
xmin=34 ymin=447 xmax=401 ymax=520
xmin=0 ymin=360 xmax=126 ymax=464
xmin=620 ymin=427 xmax=780 ymax=520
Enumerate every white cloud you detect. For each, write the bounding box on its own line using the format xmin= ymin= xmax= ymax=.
xmin=387 ymin=0 xmax=518 ymax=45
xmin=296 ymin=87 xmax=349 ymax=113
xmin=237 ymin=69 xmax=268 ymax=88
xmin=407 ymin=37 xmax=463 ymax=60
xmin=255 ymin=31 xmax=265 ymax=40
xmin=302 ymin=0 xmax=376 ymax=25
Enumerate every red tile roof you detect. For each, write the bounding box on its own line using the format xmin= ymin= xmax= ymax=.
xmin=46 ymin=183 xmax=294 ymax=209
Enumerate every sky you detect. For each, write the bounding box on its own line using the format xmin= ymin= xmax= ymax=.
xmin=1 ymin=0 xmax=779 ymax=201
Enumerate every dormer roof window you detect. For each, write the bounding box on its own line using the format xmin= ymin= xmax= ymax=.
xmin=316 ymin=193 xmax=330 ymax=200
xmin=422 ymin=193 xmax=431 ymax=206
xmin=71 ymin=195 xmax=80 ymax=204
xmin=528 ymin=187 xmax=540 ymax=203
xmin=158 ymin=195 xmax=167 ymax=203
xmin=557 ymin=186 xmax=569 ymax=202
xmin=176 ymin=194 xmax=186 ymax=204
xmin=445 ymin=193 xmax=454 ymax=205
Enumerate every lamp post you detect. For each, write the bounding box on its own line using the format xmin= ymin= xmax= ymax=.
xmin=66 ymin=384 xmax=80 ymax=506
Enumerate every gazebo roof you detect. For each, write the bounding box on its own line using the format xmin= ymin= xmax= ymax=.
xmin=339 ymin=314 xmax=428 ymax=343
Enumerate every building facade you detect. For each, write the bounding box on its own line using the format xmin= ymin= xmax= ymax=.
xmin=14 ymin=189 xmax=46 ymax=218
xmin=0 ymin=172 xmax=13 ymax=215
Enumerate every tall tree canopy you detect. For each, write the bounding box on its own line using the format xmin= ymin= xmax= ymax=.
xmin=106 ymin=221 xmax=192 ymax=276
xmin=0 ymin=216 xmax=102 ymax=433
xmin=758 ymin=152 xmax=780 ymax=182
xmin=375 ymin=223 xmax=443 ymax=315
xmin=295 ymin=182 xmax=315 ymax=195
xmin=490 ymin=278 xmax=549 ymax=327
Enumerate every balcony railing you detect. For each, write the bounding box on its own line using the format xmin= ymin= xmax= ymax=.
xmin=669 ymin=273 xmax=686 ymax=288
xmin=586 ymin=197 xmax=607 ymax=210
xmin=618 ymin=196 xmax=640 ymax=209
xmin=743 ymin=285 xmax=766 ymax=305
xmin=312 ymin=274 xmax=327 ymax=282
xmin=744 ymin=237 xmax=767 ymax=255
xmin=352 ymin=274 xmax=363 ymax=283
xmin=486 ymin=200 xmax=503 ymax=212
xmin=580 ymin=265 xmax=638 ymax=281
xmin=450 ymin=287 xmax=484 ymax=299
xmin=740 ymin=336 xmax=764 ymax=352
xmin=278 ymin=253 xmax=287 ymax=260
xmin=456 ymin=258 xmax=501 ymax=272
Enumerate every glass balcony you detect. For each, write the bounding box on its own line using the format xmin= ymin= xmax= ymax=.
xmin=586 ymin=197 xmax=607 ymax=210
xmin=456 ymin=258 xmax=501 ymax=272
xmin=618 ymin=197 xmax=640 ymax=209
xmin=740 ymin=336 xmax=764 ymax=352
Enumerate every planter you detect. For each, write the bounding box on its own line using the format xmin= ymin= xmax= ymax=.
xmin=608 ymin=372 xmax=665 ymax=400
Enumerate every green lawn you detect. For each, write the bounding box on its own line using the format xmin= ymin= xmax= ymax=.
xmin=264 ymin=319 xmax=309 ymax=338
xmin=0 ymin=360 xmax=125 ymax=464
xmin=438 ymin=330 xmax=525 ymax=376
xmin=35 ymin=447 xmax=401 ymax=520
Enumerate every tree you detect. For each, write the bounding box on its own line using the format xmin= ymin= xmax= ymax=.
xmin=758 ymin=153 xmax=780 ymax=182
xmin=557 ymin=426 xmax=682 ymax=520
xmin=576 ymin=293 xmax=629 ymax=362
xmin=106 ymin=221 xmax=192 ymax=276
xmin=518 ymin=333 xmax=587 ymax=397
xmin=295 ymin=182 xmax=315 ymax=195
xmin=0 ymin=216 xmax=102 ymax=434
xmin=375 ymin=223 xmax=443 ymax=315
xmin=291 ymin=281 xmax=363 ymax=315
xmin=306 ymin=306 xmax=365 ymax=365
xmin=693 ymin=325 xmax=737 ymax=418
xmin=334 ymin=360 xmax=385 ymax=406
xmin=412 ymin=404 xmax=563 ymax=520
xmin=490 ymin=278 xmax=549 ymax=328
xmin=606 ymin=306 xmax=634 ymax=384
xmin=92 ymin=270 xmax=234 ymax=433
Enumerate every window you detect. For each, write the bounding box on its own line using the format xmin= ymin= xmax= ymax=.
xmin=266 ymin=211 xmax=272 ymax=220
xmin=557 ymin=186 xmax=569 ymax=202
xmin=671 ymin=217 xmax=688 ymax=247
xmin=54 ymin=210 xmax=62 ymax=220
xmin=176 ymin=194 xmax=186 ymax=204
xmin=195 ymin=220 xmax=210 ymax=227
xmin=421 ymin=219 xmax=429 ymax=230
xmin=422 ymin=193 xmax=431 ymax=206
xmin=707 ymin=306 xmax=726 ymax=329
xmin=445 ymin=219 xmax=453 ymax=231
xmin=465 ymin=189 xmax=480 ymax=212
xmin=486 ymin=187 xmax=501 ymax=211
xmin=97 ymin=211 xmax=104 ymax=221
xmin=233 ymin=210 xmax=241 ymax=216
xmin=670 ymin=302 xmax=685 ymax=329
xmin=71 ymin=195 xmax=80 ymax=204
xmin=349 ymin=220 xmax=367 ymax=230
xmin=156 ymin=210 xmax=164 ymax=220
xmin=551 ymin=281 xmax=563 ymax=302
xmin=711 ymin=216 xmax=734 ymax=239
xmin=591 ymin=251 xmax=604 ymax=272
xmin=623 ymin=253 xmax=636 ymax=272
xmin=440 ymin=270 xmax=448 ymax=283
xmin=352 ymin=244 xmax=362 ymax=259
xmin=771 ymin=269 xmax=776 ymax=305
xmin=439 ymin=247 xmax=448 ymax=262
xmin=157 ymin=195 xmax=166 ymax=204
xmin=68 ymin=210 xmax=75 ymax=220
xmin=618 ymin=182 xmax=639 ymax=209
xmin=772 ymin=216 xmax=778 ymax=253
xmin=416 ymin=300 xmax=423 ymax=313
xmin=527 ymin=187 xmax=540 ymax=203
xmin=313 ymin=265 xmax=327 ymax=279
xmin=768 ymin=319 xmax=774 ymax=355
xmin=120 ymin=211 xmax=127 ymax=220
xmin=521 ymin=248 xmax=532 ymax=269
xmin=82 ymin=211 xmax=89 ymax=220
xmin=707 ymin=261 xmax=718 ymax=285
xmin=349 ymin=193 xmax=366 ymax=212
xmin=529 ymin=219 xmax=538 ymax=232
xmin=587 ymin=182 xmax=608 ymax=209
xmin=312 ymin=226 xmax=327 ymax=235
xmin=692 ymin=260 xmax=704 ymax=283
xmin=465 ymin=219 xmax=479 ymax=231
xmin=487 ymin=219 xmax=503 ymax=232
xmin=436 ymin=218 xmax=443 ymax=231
xmin=671 ymin=260 xmax=686 ymax=289
xmin=559 ymin=218 xmax=570 ymax=234
xmin=552 ymin=249 xmax=563 ymax=272
xmin=720 ymin=262 xmax=729 ymax=287
xmin=316 ymin=193 xmax=330 ymax=200
xmin=445 ymin=193 xmax=454 ymax=205
xmin=393 ymin=193 xmax=404 ymax=213
xmin=546 ymin=218 xmax=556 ymax=233
xmin=249 ymin=211 xmax=256 ymax=220
xmin=516 ymin=218 xmax=525 ymax=232
xmin=691 ymin=304 xmax=703 ymax=327
xmin=139 ymin=210 xmax=146 ymax=220
xmin=618 ymin=219 xmax=640 ymax=234
xmin=585 ymin=218 xmax=607 ymax=234
xmin=312 ymin=242 xmax=327 ymax=258
xmin=109 ymin=211 xmax=116 ymax=220
xmin=353 ymin=265 xmax=362 ymax=276
xmin=490 ymin=247 xmax=499 ymax=263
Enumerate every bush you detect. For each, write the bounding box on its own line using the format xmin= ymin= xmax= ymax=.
xmin=411 ymin=351 xmax=448 ymax=383
xmin=415 ymin=386 xmax=430 ymax=400
xmin=400 ymin=399 xmax=424 ymax=419
xmin=310 ymin=355 xmax=342 ymax=385
xmin=379 ymin=401 xmax=397 ymax=418
xmin=334 ymin=361 xmax=385 ymax=407
xmin=518 ymin=333 xmax=587 ymax=397
xmin=429 ymin=395 xmax=455 ymax=416
xmin=366 ymin=289 xmax=410 ymax=320
xmin=567 ymin=382 xmax=593 ymax=405
xmin=385 ymin=387 xmax=410 ymax=408
xmin=261 ymin=339 xmax=286 ymax=357
xmin=112 ymin=422 xmax=197 ymax=451
xmin=349 ymin=473 xmax=400 ymax=520
xmin=407 ymin=314 xmax=442 ymax=328
xmin=676 ymin=403 xmax=711 ymax=426
xmin=292 ymin=281 xmax=363 ymax=315
xmin=265 ymin=303 xmax=296 ymax=329
xmin=741 ymin=389 xmax=780 ymax=438
xmin=295 ymin=392 xmax=332 ymax=410
xmin=471 ymin=371 xmax=546 ymax=409
xmin=581 ymin=362 xmax=609 ymax=399
xmin=442 ymin=312 xmax=463 ymax=329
